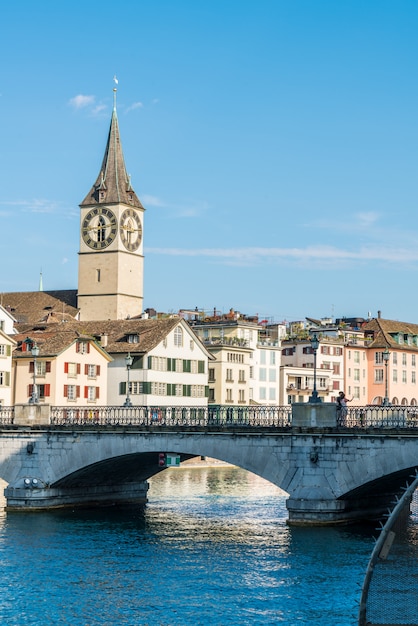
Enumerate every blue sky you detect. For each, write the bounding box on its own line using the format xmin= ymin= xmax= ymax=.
xmin=1 ymin=1 xmax=418 ymax=324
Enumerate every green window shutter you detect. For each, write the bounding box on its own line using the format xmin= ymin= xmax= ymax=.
xmin=183 ymin=360 xmax=191 ymax=373
xmin=198 ymin=360 xmax=205 ymax=374
xmin=119 ymin=382 xmax=126 ymax=395
xmin=183 ymin=384 xmax=191 ymax=397
xmin=205 ymin=385 xmax=209 ymax=397
xmin=6 ymin=345 xmax=11 ymax=357
xmin=167 ymin=383 xmax=176 ymax=396
xmin=142 ymin=382 xmax=151 ymax=394
xmin=147 ymin=356 xmax=153 ymax=369
xmin=5 ymin=372 xmax=10 ymax=387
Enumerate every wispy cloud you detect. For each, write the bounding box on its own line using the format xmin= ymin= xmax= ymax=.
xmin=69 ymin=94 xmax=95 ymax=109
xmin=125 ymin=101 xmax=143 ymax=113
xmin=0 ymin=199 xmax=77 ymax=216
xmin=145 ymin=244 xmax=418 ymax=268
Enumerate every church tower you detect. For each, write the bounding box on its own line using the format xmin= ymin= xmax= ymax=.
xmin=77 ymin=88 xmax=145 ymax=321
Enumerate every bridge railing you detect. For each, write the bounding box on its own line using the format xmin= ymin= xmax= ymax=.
xmin=342 ymin=405 xmax=418 ymax=429
xmin=49 ymin=405 xmax=292 ymax=428
xmin=0 ymin=407 xmax=14 ymax=425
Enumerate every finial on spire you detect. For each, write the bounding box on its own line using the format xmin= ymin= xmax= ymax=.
xmin=113 ymin=75 xmax=118 ymax=110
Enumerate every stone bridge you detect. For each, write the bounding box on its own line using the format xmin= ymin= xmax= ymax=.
xmin=0 ymin=402 xmax=417 ymax=525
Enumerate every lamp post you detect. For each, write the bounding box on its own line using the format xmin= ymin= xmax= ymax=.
xmin=123 ymin=353 xmax=133 ymax=407
xmin=29 ymin=343 xmax=40 ymax=404
xmin=309 ymin=333 xmax=322 ymax=403
xmin=382 ymin=348 xmax=390 ymax=406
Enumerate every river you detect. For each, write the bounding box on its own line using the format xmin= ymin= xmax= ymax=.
xmin=0 ymin=465 xmax=416 ymax=625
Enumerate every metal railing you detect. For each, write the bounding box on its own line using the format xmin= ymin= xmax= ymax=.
xmin=50 ymin=405 xmax=292 ymax=428
xmin=2 ymin=404 xmax=418 ymax=430
xmin=339 ymin=405 xmax=418 ymax=429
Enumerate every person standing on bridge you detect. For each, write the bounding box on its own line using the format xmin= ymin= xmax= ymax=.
xmin=336 ymin=391 xmax=352 ymax=425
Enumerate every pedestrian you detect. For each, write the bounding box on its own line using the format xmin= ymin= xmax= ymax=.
xmin=336 ymin=391 xmax=352 ymax=425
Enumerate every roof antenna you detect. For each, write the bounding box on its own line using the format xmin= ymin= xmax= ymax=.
xmin=39 ymin=269 xmax=43 ymax=292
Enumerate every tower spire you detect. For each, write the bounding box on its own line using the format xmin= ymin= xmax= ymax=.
xmin=80 ymin=81 xmax=143 ymax=210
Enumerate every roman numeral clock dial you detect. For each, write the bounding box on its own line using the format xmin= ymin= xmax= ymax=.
xmin=82 ymin=207 xmax=118 ymax=249
xmin=119 ymin=208 xmax=142 ymax=251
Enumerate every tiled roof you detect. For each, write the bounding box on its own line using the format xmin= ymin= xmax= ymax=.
xmin=80 ymin=106 xmax=144 ymax=209
xmin=13 ymin=328 xmax=111 ymax=359
xmin=1 ymin=291 xmax=78 ymax=325
xmin=13 ymin=317 xmax=182 ymax=356
xmin=363 ymin=317 xmax=418 ymax=350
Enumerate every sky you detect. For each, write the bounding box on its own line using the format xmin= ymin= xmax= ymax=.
xmin=1 ymin=1 xmax=418 ymax=324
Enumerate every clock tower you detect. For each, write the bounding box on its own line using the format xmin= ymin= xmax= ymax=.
xmin=77 ymin=88 xmax=145 ymax=321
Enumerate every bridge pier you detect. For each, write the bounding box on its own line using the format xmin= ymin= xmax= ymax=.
xmin=4 ymin=481 xmax=149 ymax=511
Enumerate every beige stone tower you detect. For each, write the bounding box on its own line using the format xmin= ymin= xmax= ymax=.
xmin=77 ymin=89 xmax=145 ymax=321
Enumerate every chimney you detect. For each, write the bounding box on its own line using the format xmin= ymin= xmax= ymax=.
xmin=377 ymin=310 xmax=381 ymax=319
xmin=100 ymin=333 xmax=108 ymax=348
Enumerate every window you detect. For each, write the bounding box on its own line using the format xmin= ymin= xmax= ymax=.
xmin=412 ymin=371 xmax=416 ymax=384
xmin=65 ymin=362 xmax=80 ymax=377
xmin=402 ymin=353 xmax=407 ymax=366
xmin=238 ymin=389 xmax=245 ymax=403
xmin=269 ymin=388 xmax=276 ymax=401
xmin=268 ymin=369 xmax=276 ymax=382
xmin=393 ymin=370 xmax=398 ymax=383
xmin=321 ymin=346 xmax=330 ymax=355
xmin=0 ymin=345 xmax=5 ymax=356
xmin=353 ymin=387 xmax=360 ymax=399
xmin=270 ymin=352 xmax=276 ymax=365
xmin=208 ymin=368 xmax=215 ymax=382
xmin=302 ymin=346 xmax=313 ymax=355
xmin=333 ymin=363 xmax=340 ymax=375
xmin=260 ymin=351 xmax=266 ymax=364
xmin=333 ymin=380 xmax=340 ymax=390
xmin=375 ymin=369 xmax=384 ymax=383
xmin=0 ymin=372 xmax=10 ymax=386
xmin=174 ymin=327 xmax=183 ymax=347
xmin=412 ymin=355 xmax=416 ymax=367
xmin=259 ymin=368 xmax=266 ymax=381
xmin=127 ymin=334 xmax=139 ymax=344
xmin=318 ymin=377 xmax=327 ymax=389
xmin=226 ymin=389 xmax=233 ymax=402
xmin=182 ymin=360 xmax=191 ymax=373
xmin=167 ymin=358 xmax=176 ymax=372
xmin=354 ymin=369 xmax=360 ymax=381
xmin=238 ymin=369 xmax=245 ymax=383
xmin=375 ymin=352 xmax=383 ymax=364
xmin=249 ymin=366 xmax=254 ymax=379
xmin=259 ymin=387 xmax=266 ymax=400
xmin=28 ymin=384 xmax=50 ymax=399
xmin=393 ymin=353 xmax=398 ymax=365
xmin=36 ymin=361 xmax=47 ymax=376
xmin=86 ymin=364 xmax=100 ymax=378
xmin=402 ymin=371 xmax=407 ymax=384
xmin=226 ymin=368 xmax=233 ymax=382
xmin=64 ymin=384 xmax=79 ymax=400
xmin=84 ymin=386 xmax=99 ymax=401
xmin=77 ymin=341 xmax=90 ymax=354
xmin=354 ymin=351 xmax=360 ymax=363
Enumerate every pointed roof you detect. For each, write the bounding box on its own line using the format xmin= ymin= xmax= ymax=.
xmin=80 ymin=90 xmax=144 ymax=209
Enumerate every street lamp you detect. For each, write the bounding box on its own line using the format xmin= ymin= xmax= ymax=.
xmin=29 ymin=343 xmax=40 ymax=404
xmin=309 ymin=333 xmax=322 ymax=404
xmin=123 ymin=353 xmax=133 ymax=407
xmin=382 ymin=348 xmax=390 ymax=406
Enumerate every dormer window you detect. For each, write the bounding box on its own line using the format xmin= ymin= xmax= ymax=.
xmin=127 ymin=334 xmax=139 ymax=344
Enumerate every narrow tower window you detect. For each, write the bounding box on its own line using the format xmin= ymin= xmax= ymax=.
xmin=96 ymin=269 xmax=101 ymax=282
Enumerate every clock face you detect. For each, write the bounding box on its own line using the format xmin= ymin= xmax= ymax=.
xmin=120 ymin=208 xmax=142 ymax=251
xmin=82 ymin=207 xmax=118 ymax=250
